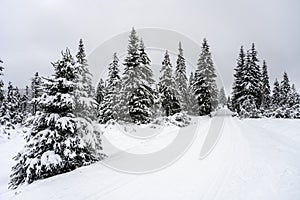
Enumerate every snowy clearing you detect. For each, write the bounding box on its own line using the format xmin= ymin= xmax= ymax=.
xmin=1 ymin=110 xmax=300 ymax=200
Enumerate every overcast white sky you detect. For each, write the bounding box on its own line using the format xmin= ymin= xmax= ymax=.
xmin=0 ymin=0 xmax=299 ymax=94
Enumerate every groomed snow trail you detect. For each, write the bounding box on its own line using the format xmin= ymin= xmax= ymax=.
xmin=1 ymin=110 xmax=300 ymax=200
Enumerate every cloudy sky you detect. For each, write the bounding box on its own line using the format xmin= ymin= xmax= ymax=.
xmin=0 ymin=0 xmax=299 ymax=94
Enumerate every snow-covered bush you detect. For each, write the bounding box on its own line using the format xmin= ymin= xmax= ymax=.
xmin=153 ymin=112 xmax=191 ymax=127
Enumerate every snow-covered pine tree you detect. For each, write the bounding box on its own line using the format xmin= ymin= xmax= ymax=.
xmin=130 ymin=38 xmax=156 ymax=122
xmin=20 ymin=85 xmax=30 ymax=120
xmin=194 ymin=38 xmax=218 ymax=115
xmin=31 ymin=72 xmax=43 ymax=114
xmin=74 ymin=39 xmax=97 ymax=119
xmin=289 ymin=84 xmax=300 ymax=118
xmin=227 ymin=96 xmax=232 ymax=110
xmin=95 ymin=78 xmax=105 ymax=106
xmin=218 ymin=87 xmax=227 ymax=107
xmin=0 ymin=82 xmax=22 ymax=137
xmin=0 ymin=59 xmax=4 ymax=103
xmin=279 ymin=72 xmax=291 ymax=106
xmin=187 ymin=72 xmax=197 ymax=114
xmin=237 ymin=45 xmax=262 ymax=118
xmin=158 ymin=50 xmax=181 ymax=116
xmin=119 ymin=27 xmax=141 ymax=122
xmin=231 ymin=46 xmax=246 ymax=113
xmin=120 ymin=27 xmax=155 ymax=123
xmin=271 ymin=78 xmax=281 ymax=109
xmin=175 ymin=42 xmax=188 ymax=111
xmin=99 ymin=53 xmax=121 ymax=123
xmin=248 ymin=43 xmax=262 ymax=108
xmin=261 ymin=60 xmax=271 ymax=109
xmin=193 ymin=71 xmax=211 ymax=116
xmin=289 ymin=84 xmax=300 ymax=107
xmin=130 ymin=39 xmax=157 ymax=123
xmin=139 ymin=39 xmax=155 ymax=86
xmin=9 ymin=49 xmax=103 ymax=189
xmin=159 ymin=50 xmax=176 ymax=90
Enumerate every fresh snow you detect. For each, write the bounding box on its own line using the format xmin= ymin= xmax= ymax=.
xmin=1 ymin=109 xmax=300 ymax=200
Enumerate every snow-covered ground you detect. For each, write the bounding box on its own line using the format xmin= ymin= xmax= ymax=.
xmin=1 ymin=109 xmax=300 ymax=200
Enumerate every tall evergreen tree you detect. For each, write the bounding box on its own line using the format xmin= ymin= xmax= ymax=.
xmin=175 ymin=42 xmax=188 ymax=111
xmin=31 ymin=72 xmax=43 ymax=114
xmin=95 ymin=78 xmax=105 ymax=106
xmin=193 ymin=71 xmax=211 ymax=116
xmin=231 ymin=46 xmax=246 ymax=113
xmin=120 ymin=27 xmax=155 ymax=123
xmin=187 ymin=72 xmax=197 ymax=114
xmin=272 ymin=78 xmax=281 ymax=108
xmin=0 ymin=82 xmax=22 ymax=135
xmin=74 ymin=39 xmax=96 ymax=119
xmin=119 ymin=27 xmax=141 ymax=121
xmin=20 ymin=85 xmax=30 ymax=119
xmin=261 ymin=60 xmax=271 ymax=109
xmin=158 ymin=50 xmax=181 ymax=116
xmin=159 ymin=50 xmax=176 ymax=90
xmin=99 ymin=53 xmax=121 ymax=123
xmin=279 ymin=72 xmax=291 ymax=106
xmin=227 ymin=96 xmax=232 ymax=110
xmin=237 ymin=45 xmax=261 ymax=117
xmin=288 ymin=84 xmax=300 ymax=107
xmin=248 ymin=43 xmax=262 ymax=108
xmin=194 ymin=38 xmax=218 ymax=115
xmin=9 ymin=49 xmax=103 ymax=189
xmin=139 ymin=39 xmax=155 ymax=86
xmin=218 ymin=87 xmax=227 ymax=107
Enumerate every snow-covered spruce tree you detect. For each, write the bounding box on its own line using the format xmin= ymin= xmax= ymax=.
xmin=95 ymin=78 xmax=105 ymax=107
xmin=20 ymin=85 xmax=30 ymax=121
xmin=248 ymin=43 xmax=262 ymax=108
xmin=187 ymin=72 xmax=197 ymax=115
xmin=118 ymin=28 xmax=141 ymax=122
xmin=139 ymin=39 xmax=155 ymax=86
xmin=288 ymin=84 xmax=300 ymax=118
xmin=289 ymin=84 xmax=300 ymax=107
xmin=0 ymin=82 xmax=22 ymax=137
xmin=159 ymin=50 xmax=176 ymax=90
xmin=99 ymin=53 xmax=121 ymax=123
xmin=227 ymin=96 xmax=232 ymax=110
xmin=0 ymin=59 xmax=4 ymax=103
xmin=194 ymin=38 xmax=218 ymax=115
xmin=237 ymin=45 xmax=262 ymax=118
xmin=120 ymin=28 xmax=155 ymax=123
xmin=31 ymin=72 xmax=43 ymax=114
xmin=218 ymin=87 xmax=227 ymax=107
xmin=128 ymin=39 xmax=155 ymax=124
xmin=279 ymin=72 xmax=291 ymax=106
xmin=9 ymin=49 xmax=102 ymax=189
xmin=261 ymin=60 xmax=271 ymax=109
xmin=136 ymin=38 xmax=156 ymax=118
xmin=231 ymin=46 xmax=246 ymax=113
xmin=74 ymin=39 xmax=97 ymax=120
xmin=175 ymin=42 xmax=188 ymax=111
xmin=271 ymin=78 xmax=281 ymax=109
xmin=158 ymin=50 xmax=181 ymax=116
xmin=193 ymin=71 xmax=211 ymax=116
